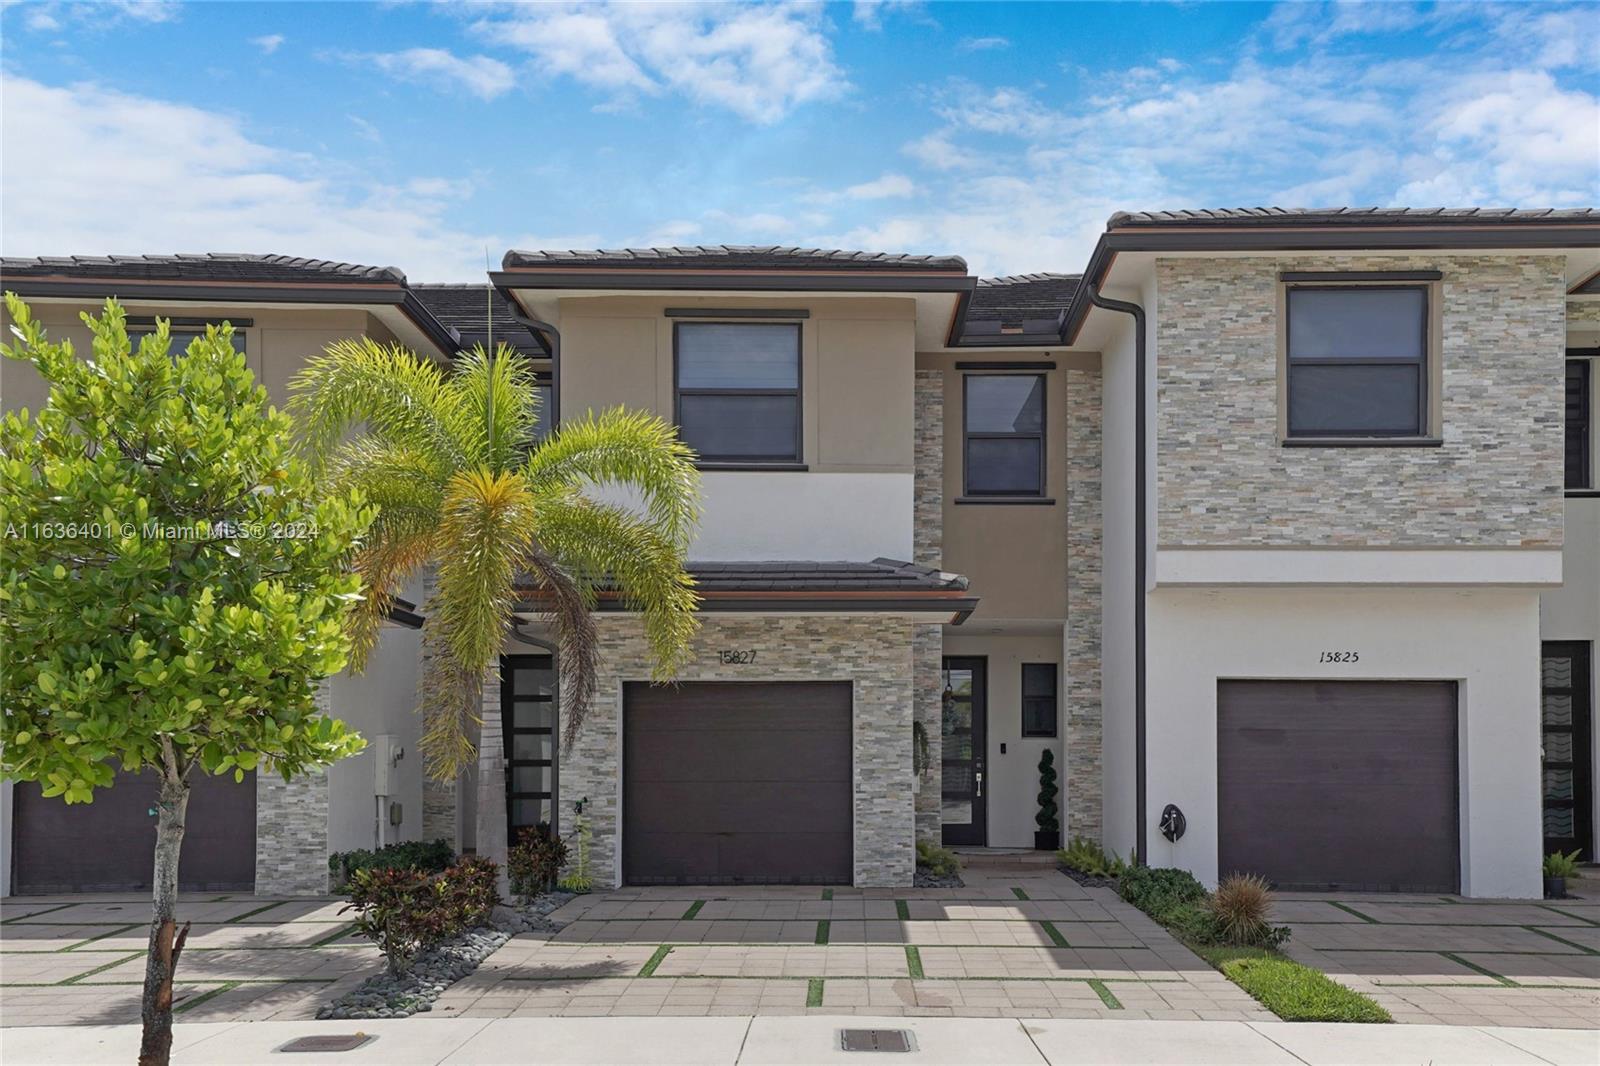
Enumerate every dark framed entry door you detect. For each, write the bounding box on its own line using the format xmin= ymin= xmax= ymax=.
xmin=941 ymin=657 xmax=987 ymax=846
xmin=1542 ymin=642 xmax=1594 ymax=860
xmin=501 ymin=654 xmax=558 ymax=843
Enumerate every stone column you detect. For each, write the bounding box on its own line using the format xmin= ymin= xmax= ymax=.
xmin=1065 ymin=367 xmax=1104 ymax=843
xmin=254 ymin=682 xmax=331 ymax=895
xmin=912 ymin=368 xmax=945 ymax=846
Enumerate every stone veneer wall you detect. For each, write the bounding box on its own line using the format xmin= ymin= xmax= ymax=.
xmin=912 ymin=368 xmax=944 ymax=844
xmin=1570 ymin=300 xmax=1600 ymax=329
xmin=562 ymin=615 xmax=917 ymax=887
xmin=1065 ymin=367 xmax=1103 ymax=842
xmin=1156 ymin=255 xmax=1567 ymax=547
xmin=254 ymin=683 xmax=331 ymax=895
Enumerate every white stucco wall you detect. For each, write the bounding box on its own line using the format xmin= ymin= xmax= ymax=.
xmin=941 ymin=631 xmax=1065 ymax=848
xmin=1146 ymin=586 xmax=1543 ymax=899
xmin=325 ymin=621 xmax=426 ymax=856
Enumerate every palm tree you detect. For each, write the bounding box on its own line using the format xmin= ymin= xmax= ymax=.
xmin=289 ymin=340 xmax=700 ymax=778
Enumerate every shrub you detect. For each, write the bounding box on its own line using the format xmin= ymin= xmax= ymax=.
xmin=1118 ymin=865 xmax=1208 ymax=919
xmin=342 ymin=857 xmax=501 ymax=976
xmin=1199 ymin=946 xmax=1391 ymax=1023
xmin=1544 ymin=848 xmax=1582 ymax=879
xmin=329 ymin=839 xmax=455 ymax=891
xmin=1035 ymin=750 xmax=1059 ymax=834
xmin=916 ymin=840 xmax=961 ymax=877
xmin=1056 ymin=836 xmax=1128 ymax=879
xmin=1209 ymin=873 xmax=1288 ymax=948
xmin=508 ymin=824 xmax=570 ymax=903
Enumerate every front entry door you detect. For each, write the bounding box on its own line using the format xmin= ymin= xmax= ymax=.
xmin=1542 ymin=642 xmax=1594 ymax=860
xmin=941 ymin=657 xmax=987 ymax=846
xmin=501 ymin=654 xmax=558 ymax=844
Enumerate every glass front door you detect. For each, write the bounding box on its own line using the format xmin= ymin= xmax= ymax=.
xmin=501 ymin=654 xmax=558 ymax=843
xmin=1542 ymin=642 xmax=1593 ymax=860
xmin=940 ymin=657 xmax=987 ymax=846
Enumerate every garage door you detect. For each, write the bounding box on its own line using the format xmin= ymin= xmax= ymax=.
xmin=12 ymin=769 xmax=256 ymax=894
xmin=1218 ymin=680 xmax=1458 ymax=893
xmin=623 ymin=681 xmax=852 ymax=884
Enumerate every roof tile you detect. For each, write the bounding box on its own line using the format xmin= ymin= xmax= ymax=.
xmin=502 ymin=244 xmax=968 ymax=272
xmin=0 ymin=253 xmax=407 ymax=284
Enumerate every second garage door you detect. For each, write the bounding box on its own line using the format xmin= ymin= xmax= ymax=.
xmin=623 ymin=681 xmax=852 ymax=884
xmin=1218 ymin=680 xmax=1459 ymax=894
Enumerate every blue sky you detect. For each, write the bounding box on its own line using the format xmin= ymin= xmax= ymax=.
xmin=2 ymin=1 xmax=1596 ymax=280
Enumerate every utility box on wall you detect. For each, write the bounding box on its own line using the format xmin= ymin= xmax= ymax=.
xmin=372 ymin=734 xmax=402 ymax=797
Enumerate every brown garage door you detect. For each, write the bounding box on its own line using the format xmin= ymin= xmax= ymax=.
xmin=624 ymin=681 xmax=852 ymax=884
xmin=1218 ymin=680 xmax=1458 ymax=894
xmin=12 ymin=768 xmax=256 ymax=894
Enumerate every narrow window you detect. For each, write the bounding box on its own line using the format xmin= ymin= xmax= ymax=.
xmin=675 ymin=322 xmax=801 ymax=463
xmin=531 ymin=374 xmax=553 ymax=444
xmin=964 ymin=374 xmax=1045 ymax=495
xmin=129 ymin=329 xmax=246 ymax=354
xmin=1286 ymin=287 xmax=1427 ymax=438
xmin=1567 ymin=358 xmax=1592 ymax=490
xmin=1021 ymin=663 xmax=1058 ymax=738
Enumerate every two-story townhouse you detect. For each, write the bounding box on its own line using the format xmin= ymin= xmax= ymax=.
xmin=3 ymin=207 xmax=1596 ymax=901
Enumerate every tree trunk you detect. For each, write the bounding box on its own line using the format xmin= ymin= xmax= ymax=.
xmin=138 ymin=770 xmax=191 ymax=1066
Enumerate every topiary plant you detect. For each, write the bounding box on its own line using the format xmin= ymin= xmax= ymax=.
xmin=1034 ymin=749 xmax=1060 ymax=849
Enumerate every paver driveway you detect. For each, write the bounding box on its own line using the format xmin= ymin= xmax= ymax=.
xmin=1276 ymin=889 xmax=1600 ymax=1028
xmin=435 ymin=864 xmax=1271 ymax=1021
xmin=0 ymin=893 xmax=381 ymax=1027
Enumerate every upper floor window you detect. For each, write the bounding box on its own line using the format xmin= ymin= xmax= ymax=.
xmin=964 ymin=374 xmax=1045 ymax=496
xmin=129 ymin=328 xmax=245 ymax=354
xmin=1286 ymin=286 xmax=1427 ymax=438
xmin=1569 ymin=356 xmax=1593 ymax=490
xmin=674 ymin=322 xmax=801 ymax=463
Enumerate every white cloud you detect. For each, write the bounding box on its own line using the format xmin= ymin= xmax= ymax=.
xmin=362 ymin=48 xmax=516 ymax=100
xmin=11 ymin=0 xmax=178 ymax=31
xmin=466 ymin=2 xmax=846 ymax=123
xmin=851 ymin=0 xmax=923 ymax=31
xmin=253 ymin=34 xmax=284 ymax=55
xmin=842 ymin=173 xmax=916 ymax=200
xmin=957 ymin=36 xmax=1009 ymax=53
xmin=0 ymin=75 xmax=505 ymax=281
xmin=902 ymin=130 xmax=980 ymax=171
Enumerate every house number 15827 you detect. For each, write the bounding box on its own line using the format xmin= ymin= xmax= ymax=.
xmin=719 ymin=650 xmax=758 ymax=665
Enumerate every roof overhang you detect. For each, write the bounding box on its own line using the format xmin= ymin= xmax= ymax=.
xmin=1 ymin=275 xmax=461 ymax=358
xmin=515 ymin=588 xmax=978 ymax=625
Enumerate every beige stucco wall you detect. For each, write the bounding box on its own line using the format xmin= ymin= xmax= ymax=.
xmin=1154 ymin=254 xmax=1567 ymax=548
xmin=558 ymin=295 xmax=915 ymax=473
xmin=0 ymin=300 xmax=390 ymax=413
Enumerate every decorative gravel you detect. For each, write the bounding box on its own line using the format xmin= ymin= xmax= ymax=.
xmin=318 ymin=891 xmax=577 ymax=1020
xmin=1059 ymin=865 xmax=1119 ymax=890
xmin=914 ymin=868 xmax=964 ymax=888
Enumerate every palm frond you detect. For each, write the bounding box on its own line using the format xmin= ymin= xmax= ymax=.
xmin=433 ymin=469 xmax=538 ymax=678
xmin=416 ymin=627 xmax=482 ymax=782
xmin=446 ymin=345 xmax=538 ymax=474
xmin=347 ymin=530 xmax=437 ymax=670
xmin=287 ymin=337 xmax=468 ymax=474
xmin=523 ymin=408 xmax=701 ymax=551
xmin=520 ymin=544 xmax=599 ymax=753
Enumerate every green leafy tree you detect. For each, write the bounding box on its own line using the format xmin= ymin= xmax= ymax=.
xmin=0 ymin=296 xmax=371 ymax=1066
xmin=287 ymin=338 xmax=700 ymax=777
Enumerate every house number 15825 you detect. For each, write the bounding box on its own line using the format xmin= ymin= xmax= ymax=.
xmin=1318 ymin=651 xmax=1359 ymax=663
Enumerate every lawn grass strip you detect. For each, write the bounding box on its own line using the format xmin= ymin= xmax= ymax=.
xmin=904 ymin=946 xmax=924 ymax=979
xmin=681 ymin=900 xmax=705 ymax=920
xmin=226 ymin=901 xmax=288 ymax=924
xmin=310 ymin=921 xmax=360 ymax=947
xmin=1539 ymin=905 xmax=1600 ymax=928
xmin=173 ymin=980 xmax=239 ymax=1014
xmin=636 ymin=945 xmax=672 ymax=977
xmin=821 ymin=889 xmax=833 ymax=901
xmin=59 ymin=950 xmax=146 ymax=985
xmin=894 ymin=900 xmax=910 ymax=921
xmin=1439 ymin=951 xmax=1517 ymax=986
xmin=1521 ymin=926 xmax=1600 ymax=955
xmin=60 ymin=923 xmax=143 ymax=952
xmin=1039 ymin=921 xmax=1070 ymax=948
xmin=814 ymin=920 xmax=830 ymax=945
xmin=1326 ymin=901 xmax=1381 ymax=924
xmin=1012 ymin=887 xmax=1029 ymax=900
xmin=806 ymin=977 xmax=824 ymax=1007
xmin=1086 ymin=979 xmax=1122 ymax=1009
xmin=1197 ymin=945 xmax=1392 ymax=1023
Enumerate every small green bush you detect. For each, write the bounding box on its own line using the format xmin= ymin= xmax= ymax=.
xmin=329 ymin=839 xmax=455 ymax=890
xmin=508 ymin=825 xmax=570 ymax=903
xmin=1056 ymin=836 xmax=1128 ymax=879
xmin=1118 ymin=865 xmax=1207 ymax=918
xmin=1036 ymin=750 xmax=1059 ymax=833
xmin=916 ymin=840 xmax=961 ymax=877
xmin=341 ymin=857 xmax=501 ymax=976
xmin=1199 ymin=946 xmax=1391 ymax=1023
xmin=1544 ymin=848 xmax=1582 ymax=879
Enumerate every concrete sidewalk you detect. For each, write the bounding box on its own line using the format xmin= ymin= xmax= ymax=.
xmin=2 ymin=1016 xmax=1596 ymax=1065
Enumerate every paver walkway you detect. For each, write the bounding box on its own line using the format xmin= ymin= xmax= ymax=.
xmin=0 ymin=893 xmax=380 ymax=1027
xmin=435 ymin=865 xmax=1272 ymax=1021
xmin=1275 ymin=888 xmax=1600 ymax=1028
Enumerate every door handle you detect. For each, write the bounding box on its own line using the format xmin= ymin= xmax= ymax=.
xmin=974 ymin=770 xmax=983 ymax=798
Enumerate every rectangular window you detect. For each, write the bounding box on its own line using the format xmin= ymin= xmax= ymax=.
xmin=130 ymin=329 xmax=246 ymax=354
xmin=531 ymin=375 xmax=553 ymax=444
xmin=1021 ymin=662 xmax=1058 ymax=738
xmin=1567 ymin=358 xmax=1592 ymax=490
xmin=1286 ymin=286 xmax=1427 ymax=438
xmin=964 ymin=374 xmax=1045 ymax=495
xmin=675 ymin=322 xmax=801 ymax=463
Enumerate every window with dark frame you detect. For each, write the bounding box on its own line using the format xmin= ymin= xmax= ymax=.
xmin=129 ymin=329 xmax=246 ymax=354
xmin=1021 ymin=662 xmax=1058 ymax=738
xmin=1567 ymin=358 xmax=1592 ymax=490
xmin=531 ymin=374 xmax=554 ymax=444
xmin=1286 ymin=286 xmax=1428 ymax=438
xmin=502 ymin=654 xmax=558 ymax=840
xmin=964 ymin=374 xmax=1046 ymax=496
xmin=674 ymin=321 xmax=801 ymax=463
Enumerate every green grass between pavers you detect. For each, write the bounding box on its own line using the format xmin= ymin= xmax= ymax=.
xmin=310 ymin=922 xmax=359 ymax=947
xmin=1039 ymin=920 xmax=1070 ymax=948
xmin=173 ymin=980 xmax=239 ymax=1014
xmin=636 ymin=945 xmax=673 ymax=978
xmin=59 ymin=950 xmax=146 ymax=985
xmin=1539 ymin=905 xmax=1600 ymax=927
xmin=1012 ymin=887 xmax=1029 ymax=900
xmin=681 ymin=900 xmax=705 ymax=920
xmin=895 ymin=900 xmax=910 ymax=921
xmin=1523 ymin=926 xmax=1600 ymax=955
xmin=814 ymin=920 xmax=830 ymax=945
xmin=1086 ymin=979 xmax=1122 ymax=1009
xmin=1195 ymin=946 xmax=1392 ymax=1023
xmin=1441 ymin=951 xmax=1516 ymax=986
xmin=59 ymin=923 xmax=142 ymax=952
xmin=904 ymin=946 xmax=924 ymax=979
xmin=1326 ymin=901 xmax=1381 ymax=924
xmin=227 ymin=901 xmax=289 ymax=923
xmin=806 ymin=977 xmax=825 ymax=1007
xmin=821 ymin=889 xmax=834 ymax=901
xmin=0 ymin=903 xmax=75 ymax=925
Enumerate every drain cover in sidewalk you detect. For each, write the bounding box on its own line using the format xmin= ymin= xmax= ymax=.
xmin=278 ymin=1035 xmax=373 ymax=1053
xmin=840 ymin=1029 xmax=916 ymax=1053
